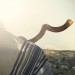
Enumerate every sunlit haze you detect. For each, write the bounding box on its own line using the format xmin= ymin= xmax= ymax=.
xmin=0 ymin=0 xmax=75 ymax=50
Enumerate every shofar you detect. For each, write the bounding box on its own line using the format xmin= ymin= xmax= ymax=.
xmin=18 ymin=19 xmax=73 ymax=43
xmin=0 ymin=19 xmax=73 ymax=75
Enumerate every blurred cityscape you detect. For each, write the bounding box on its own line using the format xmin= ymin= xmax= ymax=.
xmin=44 ymin=49 xmax=75 ymax=75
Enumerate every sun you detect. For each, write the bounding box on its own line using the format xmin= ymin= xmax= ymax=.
xmin=0 ymin=0 xmax=22 ymax=33
xmin=0 ymin=0 xmax=21 ymax=22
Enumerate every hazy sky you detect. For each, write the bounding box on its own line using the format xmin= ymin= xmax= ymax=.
xmin=0 ymin=0 xmax=75 ymax=50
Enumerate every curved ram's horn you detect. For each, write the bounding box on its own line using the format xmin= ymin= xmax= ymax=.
xmin=28 ymin=19 xmax=73 ymax=43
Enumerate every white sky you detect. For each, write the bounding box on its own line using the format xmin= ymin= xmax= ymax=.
xmin=0 ymin=0 xmax=75 ymax=50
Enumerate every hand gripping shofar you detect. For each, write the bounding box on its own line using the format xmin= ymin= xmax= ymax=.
xmin=18 ymin=19 xmax=73 ymax=43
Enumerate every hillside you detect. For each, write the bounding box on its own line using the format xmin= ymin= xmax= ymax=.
xmin=44 ymin=49 xmax=75 ymax=75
